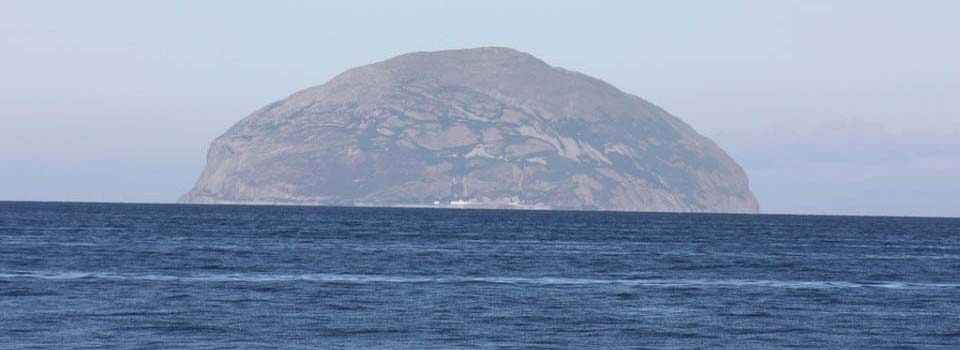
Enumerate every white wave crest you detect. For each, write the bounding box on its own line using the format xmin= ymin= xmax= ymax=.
xmin=1 ymin=271 xmax=958 ymax=290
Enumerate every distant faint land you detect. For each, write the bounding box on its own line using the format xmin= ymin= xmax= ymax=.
xmin=179 ymin=47 xmax=759 ymax=213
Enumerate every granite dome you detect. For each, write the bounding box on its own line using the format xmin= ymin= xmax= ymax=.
xmin=180 ymin=47 xmax=759 ymax=213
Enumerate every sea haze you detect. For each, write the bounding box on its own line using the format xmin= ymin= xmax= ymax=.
xmin=1 ymin=202 xmax=958 ymax=349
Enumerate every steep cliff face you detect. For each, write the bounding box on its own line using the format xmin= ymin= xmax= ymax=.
xmin=180 ymin=47 xmax=759 ymax=213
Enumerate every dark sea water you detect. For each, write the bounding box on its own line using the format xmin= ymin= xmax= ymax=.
xmin=1 ymin=202 xmax=958 ymax=349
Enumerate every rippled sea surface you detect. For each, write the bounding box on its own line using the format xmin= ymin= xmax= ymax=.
xmin=1 ymin=202 xmax=959 ymax=349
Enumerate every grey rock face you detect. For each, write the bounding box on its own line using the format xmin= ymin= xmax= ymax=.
xmin=180 ymin=47 xmax=759 ymax=213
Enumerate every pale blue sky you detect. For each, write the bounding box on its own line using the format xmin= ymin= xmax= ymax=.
xmin=2 ymin=1 xmax=958 ymax=216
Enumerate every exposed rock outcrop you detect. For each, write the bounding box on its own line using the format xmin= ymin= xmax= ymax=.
xmin=180 ymin=47 xmax=759 ymax=213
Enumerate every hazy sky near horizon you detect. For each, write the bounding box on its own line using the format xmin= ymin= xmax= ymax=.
xmin=2 ymin=1 xmax=959 ymax=216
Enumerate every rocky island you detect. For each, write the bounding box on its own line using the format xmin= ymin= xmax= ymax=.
xmin=180 ymin=47 xmax=759 ymax=213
